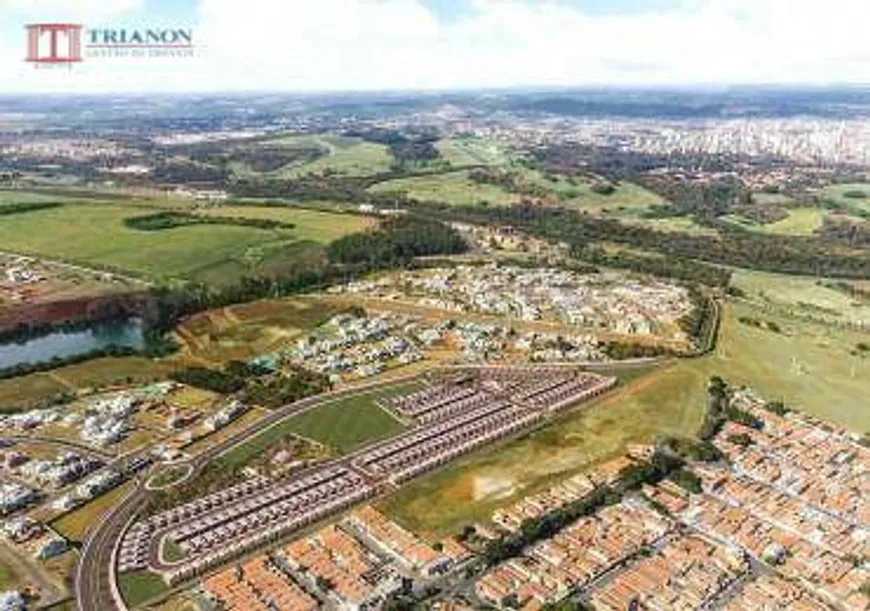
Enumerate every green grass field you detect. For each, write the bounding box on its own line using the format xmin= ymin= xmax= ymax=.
xmin=820 ymin=183 xmax=870 ymax=214
xmin=369 ymin=170 xmax=520 ymax=207
xmin=732 ymin=269 xmax=870 ymax=326
xmin=435 ymin=138 xmax=509 ymax=166
xmin=118 ymin=570 xmax=169 ymax=608
xmin=278 ymin=138 xmax=394 ymax=178
xmin=220 ymin=382 xmax=415 ymax=464
xmin=52 ymin=482 xmax=133 ymax=543
xmin=195 ymin=205 xmax=374 ymax=242
xmin=562 ymin=181 xmax=669 ymax=215
xmin=623 ymin=216 xmax=718 ymax=236
xmin=0 ymin=202 xmax=361 ymax=284
xmin=723 ymin=207 xmax=827 ymax=236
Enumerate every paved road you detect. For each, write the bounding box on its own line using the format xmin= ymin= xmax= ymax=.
xmin=74 ymin=375 xmax=420 ymax=611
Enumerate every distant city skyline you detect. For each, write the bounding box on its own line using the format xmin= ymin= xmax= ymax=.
xmin=1 ymin=0 xmax=869 ymax=94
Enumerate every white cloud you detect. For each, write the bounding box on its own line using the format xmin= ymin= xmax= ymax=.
xmin=1 ymin=0 xmax=869 ymax=93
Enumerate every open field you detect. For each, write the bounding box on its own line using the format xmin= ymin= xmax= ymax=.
xmin=706 ymin=301 xmax=870 ymax=431
xmin=819 ymin=182 xmax=870 ymax=214
xmin=118 ymin=570 xmax=169 ymax=609
xmin=0 ymin=373 xmax=69 ymax=410
xmin=379 ymin=300 xmax=870 ymax=535
xmin=0 ymin=551 xmax=20 ymax=590
xmin=435 ymin=137 xmax=509 ymax=166
xmin=563 ymin=181 xmax=669 ymax=215
xmin=369 ymin=169 xmax=520 ymax=207
xmin=0 ymin=204 xmax=293 ymax=282
xmin=173 ymin=297 xmax=346 ymax=367
xmin=0 ymin=356 xmax=175 ymax=411
xmin=732 ymin=269 xmax=870 ymax=326
xmin=623 ymin=215 xmax=718 ymax=236
xmin=722 ymin=207 xmax=826 ymax=236
xmin=51 ymin=482 xmax=134 ymax=543
xmin=0 ymin=202 xmax=358 ymax=284
xmin=279 ymin=139 xmax=393 ymax=178
xmin=221 ymin=383 xmax=414 ymax=464
xmin=378 ymin=364 xmax=705 ymax=536
xmin=194 ymin=205 xmax=374 ymax=242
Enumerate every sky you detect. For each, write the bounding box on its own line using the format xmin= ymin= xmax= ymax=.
xmin=1 ymin=0 xmax=869 ymax=93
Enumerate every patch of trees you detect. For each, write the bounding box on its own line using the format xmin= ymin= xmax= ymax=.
xmin=345 ymin=128 xmax=442 ymax=166
xmin=189 ymin=144 xmax=325 ymax=173
xmin=604 ymin=341 xmax=673 ymax=360
xmin=150 ymin=162 xmax=227 ymax=185
xmin=412 ymin=201 xmax=870 ymax=280
xmin=699 ymin=376 xmax=762 ymax=440
xmin=124 ymin=211 xmax=295 ymax=232
xmin=669 ymin=468 xmax=703 ymax=493
xmin=842 ymin=190 xmax=867 ymax=199
xmin=169 ymin=361 xmax=330 ymax=407
xmin=327 ymin=216 xmax=468 ymax=267
xmin=0 ymin=201 xmax=64 ymax=216
xmin=575 ymin=244 xmax=732 ymax=288
xmin=639 ymin=175 xmax=750 ymax=221
xmin=738 ymin=316 xmax=783 ymax=333
xmin=243 ymin=367 xmax=330 ymax=409
xmin=818 ymin=216 xmax=870 ymax=248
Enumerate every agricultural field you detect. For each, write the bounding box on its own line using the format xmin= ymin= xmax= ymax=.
xmin=379 ymin=299 xmax=870 ymax=535
xmin=0 ymin=202 xmax=362 ymax=284
xmin=369 ymin=169 xmax=520 ymax=207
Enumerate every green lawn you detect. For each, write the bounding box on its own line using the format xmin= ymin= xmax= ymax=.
xmin=623 ymin=216 xmax=718 ymax=236
xmin=435 ymin=138 xmax=509 ymax=166
xmin=562 ymin=181 xmax=669 ymax=215
xmin=0 ymin=202 xmax=360 ymax=284
xmin=369 ymin=170 xmax=520 ymax=207
xmin=820 ymin=183 xmax=870 ymax=214
xmin=195 ymin=205 xmax=374 ymax=242
xmin=753 ymin=207 xmax=827 ymax=236
xmin=221 ymin=382 xmax=415 ymax=463
xmin=117 ymin=570 xmax=169 ymax=608
xmin=52 ymin=482 xmax=133 ymax=543
xmin=732 ymin=269 xmax=870 ymax=326
xmin=279 ymin=139 xmax=394 ymax=178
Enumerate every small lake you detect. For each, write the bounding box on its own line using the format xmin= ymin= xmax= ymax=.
xmin=0 ymin=319 xmax=145 ymax=369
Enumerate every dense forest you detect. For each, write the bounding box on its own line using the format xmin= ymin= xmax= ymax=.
xmin=327 ymin=216 xmax=469 ymax=266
